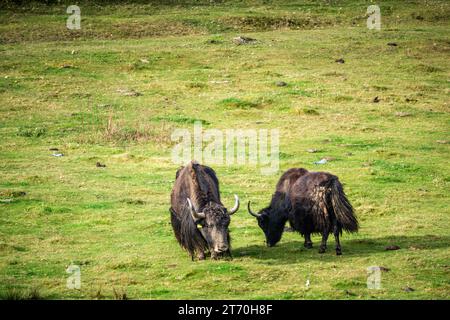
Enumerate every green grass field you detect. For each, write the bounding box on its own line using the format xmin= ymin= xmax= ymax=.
xmin=0 ymin=0 xmax=449 ymax=299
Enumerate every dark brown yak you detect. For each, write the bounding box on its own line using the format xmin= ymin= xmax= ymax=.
xmin=248 ymin=168 xmax=358 ymax=255
xmin=170 ymin=161 xmax=239 ymax=260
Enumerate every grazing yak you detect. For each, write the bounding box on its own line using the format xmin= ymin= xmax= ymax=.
xmin=170 ymin=161 xmax=240 ymax=260
xmin=248 ymin=168 xmax=358 ymax=255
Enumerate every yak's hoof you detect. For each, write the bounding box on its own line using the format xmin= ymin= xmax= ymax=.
xmin=336 ymin=249 xmax=342 ymax=256
xmin=304 ymin=243 xmax=313 ymax=249
xmin=318 ymin=247 xmax=326 ymax=254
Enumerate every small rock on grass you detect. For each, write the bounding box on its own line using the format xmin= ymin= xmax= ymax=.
xmin=436 ymin=140 xmax=449 ymax=144
xmin=306 ymin=149 xmax=319 ymax=153
xmin=233 ymin=36 xmax=257 ymax=45
xmin=314 ymin=157 xmax=335 ymax=165
xmin=276 ymin=81 xmax=287 ymax=87
xmin=345 ymin=290 xmax=356 ymax=296
xmin=403 ymin=286 xmax=415 ymax=292
xmin=12 ymin=191 xmax=26 ymax=197
xmin=206 ymin=39 xmax=221 ymax=44
xmin=387 ymin=42 xmax=398 ymax=46
xmin=395 ymin=112 xmax=412 ymax=117
xmin=96 ymin=162 xmax=106 ymax=168
xmin=373 ymin=96 xmax=380 ymax=103
xmin=116 ymin=88 xmax=142 ymax=97
xmin=335 ymin=58 xmax=345 ymax=64
xmin=315 ymin=159 xmax=328 ymax=165
xmin=385 ymin=245 xmax=400 ymax=251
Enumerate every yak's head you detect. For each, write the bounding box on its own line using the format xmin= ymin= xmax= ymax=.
xmin=187 ymin=195 xmax=239 ymax=259
xmin=247 ymin=200 xmax=288 ymax=247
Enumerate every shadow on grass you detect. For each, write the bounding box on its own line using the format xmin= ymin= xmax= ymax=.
xmin=233 ymin=235 xmax=450 ymax=264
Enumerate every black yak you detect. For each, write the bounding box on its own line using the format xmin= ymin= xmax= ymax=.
xmin=248 ymin=168 xmax=358 ymax=255
xmin=247 ymin=168 xmax=307 ymax=246
xmin=170 ymin=161 xmax=239 ymax=260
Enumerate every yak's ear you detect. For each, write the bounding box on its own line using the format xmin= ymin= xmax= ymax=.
xmin=175 ymin=166 xmax=184 ymax=179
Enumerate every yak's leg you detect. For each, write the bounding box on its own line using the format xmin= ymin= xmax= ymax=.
xmin=304 ymin=233 xmax=313 ymax=249
xmin=333 ymin=224 xmax=342 ymax=255
xmin=318 ymin=231 xmax=329 ymax=254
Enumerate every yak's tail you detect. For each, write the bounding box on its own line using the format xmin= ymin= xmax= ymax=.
xmin=329 ymin=178 xmax=358 ymax=233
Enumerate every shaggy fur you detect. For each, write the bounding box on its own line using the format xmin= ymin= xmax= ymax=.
xmin=275 ymin=168 xmax=309 ymax=194
xmin=249 ymin=168 xmax=308 ymax=247
xmin=250 ymin=168 xmax=358 ymax=255
xmin=170 ymin=161 xmax=232 ymax=260
xmin=170 ymin=206 xmax=207 ymax=258
xmin=288 ymin=172 xmax=358 ymax=232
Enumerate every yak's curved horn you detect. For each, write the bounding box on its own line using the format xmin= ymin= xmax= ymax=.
xmin=187 ymin=198 xmax=205 ymax=220
xmin=247 ymin=201 xmax=260 ymax=218
xmin=228 ymin=194 xmax=240 ymax=215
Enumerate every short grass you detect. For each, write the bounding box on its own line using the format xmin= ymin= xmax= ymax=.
xmin=0 ymin=1 xmax=449 ymax=299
